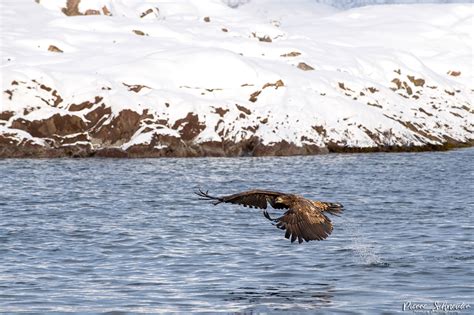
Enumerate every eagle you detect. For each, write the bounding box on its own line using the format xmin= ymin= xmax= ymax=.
xmin=195 ymin=189 xmax=343 ymax=244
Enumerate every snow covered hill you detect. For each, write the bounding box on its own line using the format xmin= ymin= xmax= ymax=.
xmin=1 ymin=0 xmax=472 ymax=157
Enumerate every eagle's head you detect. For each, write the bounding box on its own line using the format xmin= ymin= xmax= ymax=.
xmin=275 ymin=195 xmax=293 ymax=205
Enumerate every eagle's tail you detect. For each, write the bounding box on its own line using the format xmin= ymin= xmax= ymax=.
xmin=322 ymin=202 xmax=344 ymax=216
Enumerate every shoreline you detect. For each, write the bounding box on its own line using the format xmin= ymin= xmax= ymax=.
xmin=1 ymin=140 xmax=472 ymax=159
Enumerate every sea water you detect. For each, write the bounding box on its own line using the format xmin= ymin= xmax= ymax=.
xmin=0 ymin=148 xmax=472 ymax=313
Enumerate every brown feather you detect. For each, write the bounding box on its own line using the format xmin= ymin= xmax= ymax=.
xmin=196 ymin=189 xmax=288 ymax=209
xmin=274 ymin=197 xmax=336 ymax=242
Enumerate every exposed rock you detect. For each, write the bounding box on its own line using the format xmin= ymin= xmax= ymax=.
xmin=281 ymin=51 xmax=301 ymax=57
xmin=123 ymin=83 xmax=150 ymax=92
xmin=403 ymin=81 xmax=413 ymax=95
xmin=69 ymin=96 xmax=103 ymax=111
xmin=0 ymin=111 xmax=15 ymax=121
xmin=249 ymin=90 xmax=261 ymax=102
xmin=61 ymin=0 xmax=108 ymax=16
xmin=297 ymin=62 xmax=314 ymax=71
xmin=262 ymin=80 xmax=284 ymax=89
xmin=102 ymin=6 xmax=111 ymax=16
xmin=3 ymin=90 xmax=13 ymax=100
xmin=338 ymin=82 xmax=354 ymax=92
xmin=85 ymin=104 xmax=111 ymax=129
xmin=367 ymin=102 xmax=382 ymax=108
xmin=48 ymin=45 xmax=63 ymax=53
xmin=140 ymin=8 xmax=153 ymax=18
xmin=391 ymin=78 xmax=402 ymax=89
xmin=214 ymin=107 xmax=229 ymax=117
xmin=11 ymin=114 xmax=87 ymax=138
xmin=0 ymin=135 xmax=49 ymax=158
xmin=172 ymin=113 xmax=205 ymax=141
xmin=92 ymin=109 xmax=149 ymax=145
xmin=235 ymin=104 xmax=251 ymax=115
xmin=140 ymin=8 xmax=159 ymax=18
xmin=53 ymin=132 xmax=89 ymax=145
xmin=447 ymin=70 xmax=461 ymax=77
xmin=203 ymin=16 xmax=211 ymax=22
xmin=444 ymin=90 xmax=455 ymax=96
xmin=39 ymin=84 xmax=52 ymax=92
xmin=132 ymin=30 xmax=147 ymax=36
xmin=84 ymin=9 xmax=100 ymax=15
xmin=407 ymin=75 xmax=425 ymax=87
xmin=62 ymin=0 xmax=81 ymax=16
xmin=252 ymin=32 xmax=272 ymax=43
xmin=94 ymin=147 xmax=129 ymax=158
xmin=312 ymin=125 xmax=327 ymax=137
xmin=251 ymin=139 xmax=326 ymax=156
xmin=198 ymin=141 xmax=226 ymax=157
xmin=52 ymin=90 xmax=64 ymax=107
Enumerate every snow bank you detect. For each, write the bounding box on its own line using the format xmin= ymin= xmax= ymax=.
xmin=0 ymin=0 xmax=472 ymax=157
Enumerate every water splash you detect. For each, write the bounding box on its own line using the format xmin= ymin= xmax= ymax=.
xmin=341 ymin=217 xmax=387 ymax=267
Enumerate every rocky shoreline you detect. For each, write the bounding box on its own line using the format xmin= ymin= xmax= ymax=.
xmin=1 ymin=75 xmax=473 ymax=158
xmin=1 ymin=129 xmax=472 ymax=159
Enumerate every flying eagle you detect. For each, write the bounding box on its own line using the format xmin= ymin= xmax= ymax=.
xmin=195 ymin=189 xmax=343 ymax=244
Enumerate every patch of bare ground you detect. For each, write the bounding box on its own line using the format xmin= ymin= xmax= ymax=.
xmin=11 ymin=114 xmax=87 ymax=138
xmin=123 ymin=83 xmax=150 ymax=92
xmin=281 ymin=51 xmax=301 ymax=57
xmin=0 ymin=111 xmax=15 ymax=121
xmin=48 ymin=45 xmax=63 ymax=53
xmin=447 ymin=70 xmax=461 ymax=77
xmin=297 ymin=62 xmax=314 ymax=71
xmin=140 ymin=8 xmax=159 ymax=18
xmin=249 ymin=80 xmax=284 ymax=102
xmin=92 ymin=110 xmax=152 ymax=145
xmin=172 ymin=113 xmax=206 ymax=141
xmin=61 ymin=0 xmax=111 ymax=16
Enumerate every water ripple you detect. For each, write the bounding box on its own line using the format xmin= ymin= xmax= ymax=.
xmin=0 ymin=148 xmax=473 ymax=313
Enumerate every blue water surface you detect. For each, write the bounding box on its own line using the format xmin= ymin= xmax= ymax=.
xmin=0 ymin=148 xmax=473 ymax=313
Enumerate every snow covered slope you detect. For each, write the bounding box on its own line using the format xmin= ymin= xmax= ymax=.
xmin=1 ymin=0 xmax=472 ymax=157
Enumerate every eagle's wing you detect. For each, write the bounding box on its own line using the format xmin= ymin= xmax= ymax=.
xmin=195 ymin=189 xmax=289 ymax=209
xmin=275 ymin=199 xmax=333 ymax=243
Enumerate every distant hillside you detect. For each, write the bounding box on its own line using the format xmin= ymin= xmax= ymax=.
xmin=1 ymin=0 xmax=472 ymax=157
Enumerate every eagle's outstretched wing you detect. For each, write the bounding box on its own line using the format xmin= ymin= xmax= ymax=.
xmin=196 ymin=189 xmax=343 ymax=244
xmin=274 ymin=199 xmax=335 ymax=243
xmin=195 ymin=189 xmax=289 ymax=209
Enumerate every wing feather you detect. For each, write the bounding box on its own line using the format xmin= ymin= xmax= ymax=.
xmin=276 ymin=199 xmax=334 ymax=243
xmin=195 ymin=189 xmax=288 ymax=210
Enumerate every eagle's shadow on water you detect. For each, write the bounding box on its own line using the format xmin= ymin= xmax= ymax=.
xmin=225 ymin=283 xmax=335 ymax=311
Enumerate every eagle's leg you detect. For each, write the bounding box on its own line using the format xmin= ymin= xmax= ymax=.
xmin=263 ymin=210 xmax=278 ymax=223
